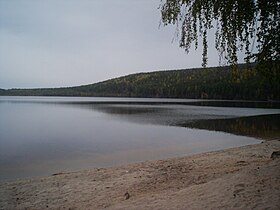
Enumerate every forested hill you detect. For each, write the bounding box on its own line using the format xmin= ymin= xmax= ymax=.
xmin=1 ymin=64 xmax=279 ymax=100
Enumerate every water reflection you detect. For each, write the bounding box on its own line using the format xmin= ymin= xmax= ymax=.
xmin=185 ymin=100 xmax=280 ymax=109
xmin=67 ymin=103 xmax=280 ymax=127
xmin=49 ymin=101 xmax=280 ymax=140
xmin=179 ymin=114 xmax=280 ymax=140
xmin=90 ymin=104 xmax=165 ymax=115
xmin=58 ymin=102 xmax=280 ymax=141
xmin=85 ymin=104 xmax=280 ymax=140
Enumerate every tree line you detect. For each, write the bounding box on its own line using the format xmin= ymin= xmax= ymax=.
xmin=1 ymin=64 xmax=279 ymax=100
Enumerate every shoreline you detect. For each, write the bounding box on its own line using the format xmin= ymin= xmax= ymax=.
xmin=1 ymin=140 xmax=280 ymax=209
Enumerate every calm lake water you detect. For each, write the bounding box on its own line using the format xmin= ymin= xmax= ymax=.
xmin=1 ymin=96 xmax=280 ymax=181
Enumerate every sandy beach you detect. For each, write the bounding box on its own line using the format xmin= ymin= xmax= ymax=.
xmin=1 ymin=139 xmax=280 ymax=210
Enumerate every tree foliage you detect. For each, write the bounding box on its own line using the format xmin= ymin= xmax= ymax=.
xmin=160 ymin=0 xmax=280 ymax=67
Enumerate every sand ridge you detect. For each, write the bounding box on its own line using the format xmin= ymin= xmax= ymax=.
xmin=1 ymin=140 xmax=280 ymax=209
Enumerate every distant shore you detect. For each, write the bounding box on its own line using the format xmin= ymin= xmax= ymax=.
xmin=1 ymin=139 xmax=280 ymax=209
xmin=1 ymin=63 xmax=279 ymax=101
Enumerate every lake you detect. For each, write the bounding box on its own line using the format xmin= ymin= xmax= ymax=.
xmin=1 ymin=96 xmax=280 ymax=181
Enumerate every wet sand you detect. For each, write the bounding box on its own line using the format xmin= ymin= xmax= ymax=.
xmin=1 ymin=140 xmax=280 ymax=210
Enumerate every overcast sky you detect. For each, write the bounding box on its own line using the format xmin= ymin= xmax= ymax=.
xmin=0 ymin=0 xmax=221 ymax=89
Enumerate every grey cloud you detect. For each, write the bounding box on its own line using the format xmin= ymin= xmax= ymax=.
xmin=0 ymin=0 xmax=218 ymax=89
